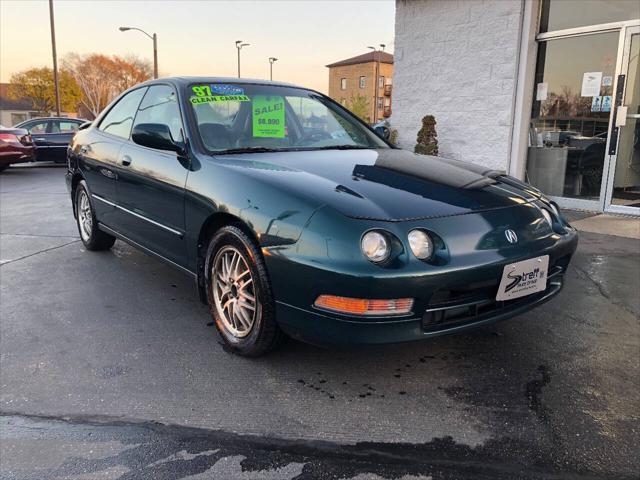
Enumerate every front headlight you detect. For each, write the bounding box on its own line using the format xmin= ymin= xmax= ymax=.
xmin=408 ymin=229 xmax=434 ymax=260
xmin=361 ymin=231 xmax=390 ymax=263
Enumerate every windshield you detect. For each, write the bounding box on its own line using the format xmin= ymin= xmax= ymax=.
xmin=187 ymin=83 xmax=388 ymax=153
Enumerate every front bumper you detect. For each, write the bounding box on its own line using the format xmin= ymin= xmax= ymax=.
xmin=266 ymin=215 xmax=578 ymax=346
xmin=276 ymin=269 xmax=565 ymax=346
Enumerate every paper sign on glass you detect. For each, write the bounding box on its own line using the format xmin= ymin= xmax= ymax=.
xmin=536 ymin=82 xmax=548 ymax=101
xmin=581 ymin=72 xmax=602 ymax=97
xmin=252 ymin=96 xmax=285 ymax=138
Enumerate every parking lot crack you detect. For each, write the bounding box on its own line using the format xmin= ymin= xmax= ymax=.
xmin=0 ymin=239 xmax=80 ymax=266
xmin=573 ymin=265 xmax=637 ymax=317
xmin=1 ymin=233 xmax=79 ymax=239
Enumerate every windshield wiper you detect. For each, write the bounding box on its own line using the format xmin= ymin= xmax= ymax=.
xmin=311 ymin=145 xmax=372 ymax=150
xmin=215 ymin=147 xmax=284 ymax=155
xmin=215 ymin=145 xmax=374 ymax=155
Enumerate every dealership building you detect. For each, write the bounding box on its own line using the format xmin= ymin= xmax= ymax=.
xmin=392 ymin=0 xmax=640 ymax=216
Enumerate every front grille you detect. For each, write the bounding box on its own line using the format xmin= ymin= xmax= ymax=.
xmin=422 ymin=262 xmax=565 ymax=331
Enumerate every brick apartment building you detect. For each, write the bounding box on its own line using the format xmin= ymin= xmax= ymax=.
xmin=326 ymin=51 xmax=394 ymax=123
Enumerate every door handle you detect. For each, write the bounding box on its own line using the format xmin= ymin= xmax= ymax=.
xmin=121 ymin=155 xmax=132 ymax=166
xmin=35 ymin=137 xmax=47 ymax=142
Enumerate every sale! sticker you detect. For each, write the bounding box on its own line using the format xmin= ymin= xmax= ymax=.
xmin=252 ymin=95 xmax=285 ymax=138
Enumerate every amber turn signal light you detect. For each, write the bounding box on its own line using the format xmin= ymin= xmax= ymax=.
xmin=314 ymin=295 xmax=414 ymax=316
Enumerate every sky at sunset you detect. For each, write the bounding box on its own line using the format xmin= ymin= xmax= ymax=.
xmin=0 ymin=0 xmax=395 ymax=93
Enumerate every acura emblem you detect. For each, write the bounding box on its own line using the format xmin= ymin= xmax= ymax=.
xmin=505 ymin=229 xmax=518 ymax=244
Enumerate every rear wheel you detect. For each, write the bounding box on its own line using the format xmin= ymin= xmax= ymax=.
xmin=75 ymin=181 xmax=115 ymax=251
xmin=205 ymin=225 xmax=283 ymax=356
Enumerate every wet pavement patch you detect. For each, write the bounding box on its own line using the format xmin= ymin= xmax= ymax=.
xmin=1 ymin=413 xmax=631 ymax=480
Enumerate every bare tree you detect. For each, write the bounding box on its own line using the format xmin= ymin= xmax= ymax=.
xmin=63 ymin=53 xmax=152 ymax=118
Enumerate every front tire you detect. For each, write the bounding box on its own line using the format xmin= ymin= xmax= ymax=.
xmin=75 ymin=181 xmax=115 ymax=251
xmin=205 ymin=225 xmax=283 ymax=356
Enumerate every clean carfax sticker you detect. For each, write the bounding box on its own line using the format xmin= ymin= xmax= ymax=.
xmin=190 ymin=85 xmax=250 ymax=104
xmin=252 ymin=95 xmax=285 ymax=138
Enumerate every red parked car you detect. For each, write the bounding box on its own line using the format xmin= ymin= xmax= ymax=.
xmin=0 ymin=126 xmax=35 ymax=172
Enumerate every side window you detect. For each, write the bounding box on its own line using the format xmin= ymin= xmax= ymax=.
xmin=99 ymin=88 xmax=147 ymax=139
xmin=55 ymin=121 xmax=80 ymax=133
xmin=133 ymin=85 xmax=183 ymax=143
xmin=27 ymin=121 xmax=49 ymax=134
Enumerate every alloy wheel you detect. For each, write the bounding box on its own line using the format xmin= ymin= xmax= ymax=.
xmin=78 ymin=190 xmax=92 ymax=242
xmin=212 ymin=246 xmax=258 ymax=338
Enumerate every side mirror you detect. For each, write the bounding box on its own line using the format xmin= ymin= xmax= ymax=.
xmin=132 ymin=123 xmax=182 ymax=153
xmin=374 ymin=125 xmax=390 ymax=140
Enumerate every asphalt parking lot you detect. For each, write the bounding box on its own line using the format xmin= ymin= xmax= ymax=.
xmin=1 ymin=165 xmax=639 ymax=480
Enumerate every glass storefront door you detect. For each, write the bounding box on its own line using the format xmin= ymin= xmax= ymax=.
xmin=526 ymin=31 xmax=619 ymax=210
xmin=605 ymin=27 xmax=640 ymax=214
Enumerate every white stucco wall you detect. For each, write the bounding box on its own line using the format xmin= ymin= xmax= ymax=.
xmin=393 ymin=0 xmax=525 ymax=171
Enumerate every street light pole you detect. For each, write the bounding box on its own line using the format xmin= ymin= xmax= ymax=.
xmin=152 ymin=33 xmax=158 ymax=79
xmin=235 ymin=41 xmax=250 ymax=78
xmin=49 ymin=0 xmax=61 ymax=116
xmin=119 ymin=26 xmax=158 ymax=79
xmin=368 ymin=46 xmax=379 ymax=123
xmin=268 ymin=57 xmax=278 ymax=81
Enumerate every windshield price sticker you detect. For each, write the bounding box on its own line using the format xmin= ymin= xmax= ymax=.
xmin=190 ymin=85 xmax=250 ymax=104
xmin=190 ymin=95 xmax=250 ymax=104
xmin=252 ymin=95 xmax=285 ymax=138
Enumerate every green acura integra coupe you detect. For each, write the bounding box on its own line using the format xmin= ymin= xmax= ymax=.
xmin=66 ymin=77 xmax=578 ymax=356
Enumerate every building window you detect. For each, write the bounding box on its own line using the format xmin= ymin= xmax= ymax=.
xmin=384 ymin=97 xmax=391 ymax=107
xmin=359 ymin=76 xmax=365 ymax=89
xmin=377 ymin=97 xmax=383 ymax=110
xmin=378 ymin=76 xmax=385 ymax=88
xmin=340 ymin=78 xmax=347 ymax=90
xmin=385 ymin=77 xmax=393 ymax=86
xmin=10 ymin=113 xmax=28 ymax=125
xmin=539 ymin=0 xmax=640 ymax=33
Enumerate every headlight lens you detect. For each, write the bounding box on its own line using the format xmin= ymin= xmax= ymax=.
xmin=361 ymin=231 xmax=390 ymax=263
xmin=541 ymin=208 xmax=553 ymax=226
xmin=408 ymin=229 xmax=434 ymax=260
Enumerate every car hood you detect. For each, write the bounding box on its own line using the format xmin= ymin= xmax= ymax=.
xmin=211 ymin=148 xmax=539 ymax=221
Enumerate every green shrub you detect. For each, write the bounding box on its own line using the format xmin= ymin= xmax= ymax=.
xmin=414 ymin=115 xmax=438 ymax=156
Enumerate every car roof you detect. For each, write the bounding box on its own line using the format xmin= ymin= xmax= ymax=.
xmin=139 ymin=76 xmax=308 ymax=91
xmin=19 ymin=117 xmax=86 ymax=123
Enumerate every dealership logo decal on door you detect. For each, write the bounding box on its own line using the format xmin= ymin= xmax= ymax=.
xmin=496 ymin=256 xmax=549 ymax=301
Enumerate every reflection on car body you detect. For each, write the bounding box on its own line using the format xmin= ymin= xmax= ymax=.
xmin=15 ymin=117 xmax=86 ymax=163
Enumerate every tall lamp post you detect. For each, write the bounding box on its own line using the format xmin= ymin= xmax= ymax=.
xmin=367 ymin=44 xmax=386 ymax=123
xmin=268 ymin=57 xmax=278 ymax=81
xmin=119 ymin=26 xmax=158 ymax=79
xmin=367 ymin=45 xmax=380 ymax=123
xmin=235 ymin=40 xmax=250 ymax=78
xmin=48 ymin=0 xmax=61 ymax=116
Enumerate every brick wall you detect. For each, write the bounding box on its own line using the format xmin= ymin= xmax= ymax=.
xmin=328 ymin=61 xmax=394 ymax=123
xmin=393 ymin=0 xmax=524 ymax=170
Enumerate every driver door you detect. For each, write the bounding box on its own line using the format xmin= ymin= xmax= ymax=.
xmin=113 ymin=84 xmax=190 ymax=267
